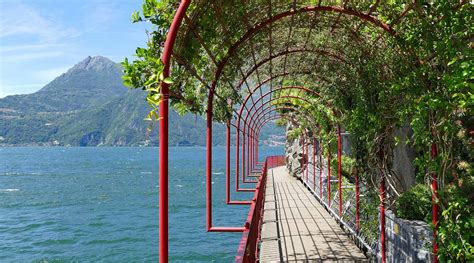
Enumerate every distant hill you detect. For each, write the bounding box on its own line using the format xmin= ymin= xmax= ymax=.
xmin=0 ymin=56 xmax=284 ymax=146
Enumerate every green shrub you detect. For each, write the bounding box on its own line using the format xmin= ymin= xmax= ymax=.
xmin=330 ymin=154 xmax=356 ymax=179
xmin=395 ymin=183 xmax=432 ymax=223
xmin=438 ymin=175 xmax=474 ymax=262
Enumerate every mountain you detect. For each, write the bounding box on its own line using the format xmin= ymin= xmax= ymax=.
xmin=0 ymin=56 xmax=284 ymax=146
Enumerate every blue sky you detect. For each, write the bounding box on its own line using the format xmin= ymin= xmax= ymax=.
xmin=0 ymin=0 xmax=150 ymax=98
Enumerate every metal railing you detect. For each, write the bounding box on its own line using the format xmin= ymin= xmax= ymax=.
xmin=301 ymin=150 xmax=380 ymax=257
xmin=235 ymin=156 xmax=285 ymax=263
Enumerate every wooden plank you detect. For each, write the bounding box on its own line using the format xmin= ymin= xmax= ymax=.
xmin=259 ymin=166 xmax=368 ymax=262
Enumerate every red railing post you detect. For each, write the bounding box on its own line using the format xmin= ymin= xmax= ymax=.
xmin=254 ymin=132 xmax=257 ymax=168
xmin=250 ymin=132 xmax=253 ymax=172
xmin=431 ymin=143 xmax=439 ymax=263
xmin=302 ymin=136 xmax=305 ymax=180
xmin=337 ymin=124 xmax=342 ymax=216
xmin=253 ymin=133 xmax=255 ymax=170
xmin=380 ymin=173 xmax=386 ymax=263
xmin=245 ymin=127 xmax=251 ymax=176
xmin=306 ymin=137 xmax=309 ymax=183
xmin=250 ymin=130 xmax=254 ymax=171
xmin=355 ymin=170 xmax=360 ymax=230
xmin=327 ymin=144 xmax=331 ymax=205
xmin=319 ymin=138 xmax=322 ymax=199
xmin=313 ymin=138 xmax=316 ymax=190
xmin=242 ymin=129 xmax=246 ymax=183
xmin=226 ymin=122 xmax=231 ymax=204
xmin=206 ymin=90 xmax=214 ymax=231
xmin=256 ymin=136 xmax=259 ymax=165
xmin=253 ymin=131 xmax=258 ymax=167
xmin=252 ymin=131 xmax=255 ymax=171
xmin=235 ymin=125 xmax=240 ymax=191
xmin=158 ymin=1 xmax=190 ymax=261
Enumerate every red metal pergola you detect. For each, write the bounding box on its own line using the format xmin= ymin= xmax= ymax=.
xmin=156 ymin=2 xmax=440 ymax=262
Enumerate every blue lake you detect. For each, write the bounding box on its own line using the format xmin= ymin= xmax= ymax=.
xmin=0 ymin=146 xmax=283 ymax=262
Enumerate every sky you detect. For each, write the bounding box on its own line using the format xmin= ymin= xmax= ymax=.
xmin=0 ymin=0 xmax=150 ymax=98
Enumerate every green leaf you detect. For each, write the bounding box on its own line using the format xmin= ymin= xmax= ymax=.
xmin=131 ymin=11 xmax=142 ymax=23
xmin=163 ymin=77 xmax=173 ymax=84
xmin=448 ymin=57 xmax=458 ymax=66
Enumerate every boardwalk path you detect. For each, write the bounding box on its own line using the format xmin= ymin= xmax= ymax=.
xmin=259 ymin=166 xmax=367 ymax=262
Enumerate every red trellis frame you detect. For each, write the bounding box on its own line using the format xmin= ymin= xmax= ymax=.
xmin=157 ymin=2 xmax=440 ymax=263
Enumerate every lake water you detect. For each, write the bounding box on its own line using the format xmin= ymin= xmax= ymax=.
xmin=0 ymin=146 xmax=283 ymax=262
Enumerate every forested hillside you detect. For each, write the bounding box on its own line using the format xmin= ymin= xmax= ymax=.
xmin=0 ymin=56 xmax=283 ymax=146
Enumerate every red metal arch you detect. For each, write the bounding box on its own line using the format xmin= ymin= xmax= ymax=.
xmin=234 ymin=85 xmax=325 ymax=188
xmin=244 ymin=104 xmax=334 ymax=219
xmin=159 ymin=1 xmax=191 ymax=261
xmin=248 ymin=103 xmax=323 ymax=173
xmin=237 ymin=83 xmax=339 ymax=178
xmin=236 ymin=85 xmax=325 ymax=142
xmin=252 ymin=106 xmax=320 ymax=145
xmin=235 ymin=101 xmax=323 ymax=190
xmin=232 ymin=49 xmax=349 ymax=117
xmin=237 ymin=85 xmax=322 ymax=127
xmin=243 ymin=96 xmax=314 ymax=180
xmin=251 ymin=111 xmax=316 ymax=172
xmin=206 ymin=8 xmax=396 ymax=238
xmin=241 ymin=98 xmax=312 ymax=185
xmin=213 ymin=5 xmax=396 ymax=95
xmin=252 ymin=108 xmax=320 ymax=175
xmin=239 ymin=89 xmax=321 ymax=180
xmin=234 ymin=71 xmax=329 ymax=113
xmin=235 ymin=47 xmax=347 ymax=91
xmin=157 ymin=3 xmax=418 ymax=263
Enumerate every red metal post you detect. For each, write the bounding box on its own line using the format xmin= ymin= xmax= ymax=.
xmin=248 ymin=130 xmax=251 ymax=177
xmin=206 ymin=91 xmax=214 ymax=231
xmin=206 ymin=90 xmax=247 ymax=231
xmin=431 ymin=143 xmax=439 ymax=263
xmin=250 ymin=132 xmax=254 ymax=171
xmin=380 ymin=173 xmax=386 ymax=263
xmin=235 ymin=126 xmax=240 ymax=191
xmin=249 ymin=129 xmax=254 ymax=176
xmin=252 ymin=131 xmax=255 ymax=171
xmin=256 ymin=136 xmax=259 ymax=165
xmin=302 ymin=137 xmax=306 ymax=183
xmin=304 ymin=138 xmax=309 ymax=184
xmin=226 ymin=122 xmax=231 ymax=204
xmin=245 ymin=130 xmax=251 ymax=175
xmin=327 ymin=144 xmax=331 ymax=205
xmin=319 ymin=138 xmax=322 ymax=199
xmin=253 ymin=132 xmax=255 ymax=171
xmin=158 ymin=1 xmax=190 ymax=261
xmin=255 ymin=132 xmax=260 ymax=168
xmin=313 ymin=138 xmax=316 ymax=190
xmin=337 ymin=124 xmax=342 ymax=216
xmin=252 ymin=131 xmax=256 ymax=170
xmin=355 ymin=171 xmax=360 ymax=230
xmin=242 ymin=129 xmax=246 ymax=183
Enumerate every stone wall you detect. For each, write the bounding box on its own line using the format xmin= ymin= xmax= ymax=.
xmin=391 ymin=125 xmax=417 ymax=193
xmin=284 ymin=123 xmax=304 ymax=179
xmin=383 ymin=210 xmax=433 ymax=263
xmin=284 ymin=122 xmax=317 ymax=179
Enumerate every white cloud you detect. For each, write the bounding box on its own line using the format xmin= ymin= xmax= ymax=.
xmin=1 ymin=51 xmax=64 ymax=62
xmin=0 ymin=3 xmax=77 ymax=64
xmin=0 ymin=3 xmax=79 ymax=43
xmin=82 ymin=1 xmax=119 ymax=32
xmin=0 ymin=43 xmax=66 ymax=53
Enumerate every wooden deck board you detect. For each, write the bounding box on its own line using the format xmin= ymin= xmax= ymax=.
xmin=259 ymin=166 xmax=367 ymax=262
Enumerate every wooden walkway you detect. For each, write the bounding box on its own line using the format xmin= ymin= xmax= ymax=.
xmin=259 ymin=166 xmax=367 ymax=262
